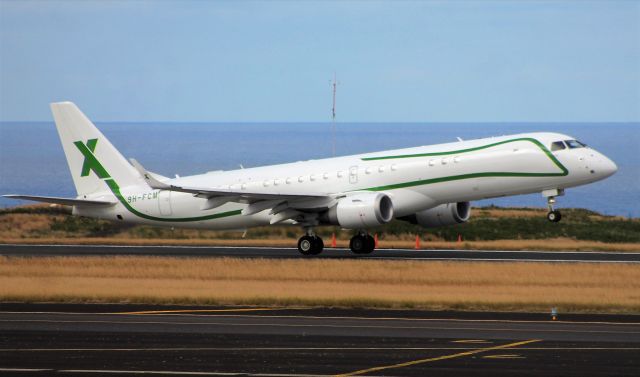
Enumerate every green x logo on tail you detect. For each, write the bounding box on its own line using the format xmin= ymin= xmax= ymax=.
xmin=74 ymin=138 xmax=110 ymax=179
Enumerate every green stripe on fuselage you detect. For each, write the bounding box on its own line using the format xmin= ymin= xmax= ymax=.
xmin=360 ymin=137 xmax=568 ymax=192
xmin=104 ymin=179 xmax=241 ymax=222
xmin=72 ymin=137 xmax=240 ymax=223
xmin=91 ymin=137 xmax=566 ymax=222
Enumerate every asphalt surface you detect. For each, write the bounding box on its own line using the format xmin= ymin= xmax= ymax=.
xmin=0 ymin=303 xmax=639 ymax=376
xmin=1 ymin=244 xmax=640 ymax=263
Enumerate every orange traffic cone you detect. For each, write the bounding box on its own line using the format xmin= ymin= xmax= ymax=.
xmin=331 ymin=233 xmax=337 ymax=248
xmin=415 ymin=235 xmax=420 ymax=250
xmin=457 ymin=234 xmax=462 ymax=243
xmin=374 ymin=233 xmax=379 ymax=248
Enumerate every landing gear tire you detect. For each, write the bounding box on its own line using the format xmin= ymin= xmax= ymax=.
xmin=544 ymin=190 xmax=564 ymax=223
xmin=349 ymin=234 xmax=375 ymax=254
xmin=312 ymin=237 xmax=324 ymax=255
xmin=297 ymin=235 xmax=324 ymax=256
xmin=547 ymin=210 xmax=562 ymax=223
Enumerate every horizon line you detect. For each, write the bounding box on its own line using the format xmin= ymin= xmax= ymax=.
xmin=1 ymin=120 xmax=639 ymax=125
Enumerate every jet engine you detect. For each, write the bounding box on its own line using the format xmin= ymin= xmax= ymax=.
xmin=400 ymin=202 xmax=471 ymax=228
xmin=320 ymin=193 xmax=394 ymax=229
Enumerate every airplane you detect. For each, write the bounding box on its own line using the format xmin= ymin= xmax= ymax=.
xmin=5 ymin=102 xmax=618 ymax=255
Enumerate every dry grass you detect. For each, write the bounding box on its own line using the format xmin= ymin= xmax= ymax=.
xmin=2 ymin=236 xmax=639 ymax=251
xmin=0 ymin=214 xmax=61 ymax=237
xmin=1 ymin=256 xmax=639 ymax=313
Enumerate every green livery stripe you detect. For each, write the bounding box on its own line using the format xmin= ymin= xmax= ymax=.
xmin=361 ymin=138 xmax=545 ymax=160
xmin=104 ymin=179 xmax=241 ymax=222
xmin=362 ymin=138 xmax=566 ymax=170
xmin=87 ymin=136 xmax=566 ymax=222
xmin=73 ymin=137 xmax=241 ymax=222
xmin=366 ymin=171 xmax=564 ymax=192
xmin=361 ymin=138 xmax=568 ymax=192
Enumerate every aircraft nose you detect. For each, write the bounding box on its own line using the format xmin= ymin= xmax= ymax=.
xmin=598 ymin=154 xmax=618 ymax=178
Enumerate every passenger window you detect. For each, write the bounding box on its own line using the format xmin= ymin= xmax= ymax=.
xmin=551 ymin=141 xmax=566 ymax=151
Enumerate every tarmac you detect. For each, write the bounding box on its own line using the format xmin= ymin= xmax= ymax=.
xmin=1 ymin=303 xmax=639 ymax=376
xmin=1 ymin=245 xmax=639 ymax=375
xmin=1 ymin=244 xmax=640 ymax=263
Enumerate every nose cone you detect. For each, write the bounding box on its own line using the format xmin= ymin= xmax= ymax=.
xmin=598 ymin=155 xmax=618 ymax=179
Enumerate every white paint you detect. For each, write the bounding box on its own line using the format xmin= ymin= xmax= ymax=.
xmin=3 ymin=102 xmax=618 ymax=239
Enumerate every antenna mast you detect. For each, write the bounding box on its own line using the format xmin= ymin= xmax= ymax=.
xmin=331 ymin=72 xmax=337 ymax=157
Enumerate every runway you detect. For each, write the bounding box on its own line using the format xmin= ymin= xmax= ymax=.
xmin=1 ymin=243 xmax=639 ymax=263
xmin=1 ymin=304 xmax=639 ymax=376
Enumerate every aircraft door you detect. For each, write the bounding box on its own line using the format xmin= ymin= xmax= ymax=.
xmin=349 ymin=166 xmax=358 ymax=184
xmin=158 ymin=190 xmax=172 ymax=216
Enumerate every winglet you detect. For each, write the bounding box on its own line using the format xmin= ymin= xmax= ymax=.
xmin=129 ymin=158 xmax=171 ymax=190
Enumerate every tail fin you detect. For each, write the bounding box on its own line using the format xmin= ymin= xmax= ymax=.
xmin=51 ymin=102 xmax=143 ymax=197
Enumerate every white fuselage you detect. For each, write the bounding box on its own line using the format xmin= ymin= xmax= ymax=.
xmin=76 ymin=132 xmax=617 ymax=230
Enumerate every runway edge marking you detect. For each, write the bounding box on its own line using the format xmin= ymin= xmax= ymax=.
xmin=2 ymin=243 xmax=639 ymax=255
xmin=115 ymin=308 xmax=284 ymax=315
xmin=334 ymin=339 xmax=541 ymax=377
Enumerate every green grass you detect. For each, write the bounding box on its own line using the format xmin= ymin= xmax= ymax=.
xmin=374 ymin=209 xmax=640 ymax=243
xmin=1 ymin=204 xmax=639 ymax=243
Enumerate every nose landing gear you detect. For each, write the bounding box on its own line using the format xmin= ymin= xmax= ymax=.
xmin=543 ymin=188 xmax=564 ymax=223
xmin=546 ymin=207 xmax=562 ymax=223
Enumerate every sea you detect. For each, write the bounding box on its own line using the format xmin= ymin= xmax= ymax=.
xmin=1 ymin=122 xmax=638 ymax=217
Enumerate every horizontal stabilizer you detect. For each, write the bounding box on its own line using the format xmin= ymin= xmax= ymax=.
xmin=3 ymin=195 xmax=116 ymax=207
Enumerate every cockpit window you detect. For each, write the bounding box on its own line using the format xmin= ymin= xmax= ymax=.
xmin=565 ymin=140 xmax=587 ymax=149
xmin=551 ymin=141 xmax=566 ymax=151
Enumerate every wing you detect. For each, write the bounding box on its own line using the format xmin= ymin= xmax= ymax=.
xmin=3 ymin=195 xmax=116 ymax=207
xmin=129 ymin=159 xmax=338 ymax=224
xmin=130 ymin=158 xmax=327 ymax=201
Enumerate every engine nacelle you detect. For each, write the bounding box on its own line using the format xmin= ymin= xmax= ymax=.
xmin=320 ymin=193 xmax=394 ymax=229
xmin=400 ymin=202 xmax=471 ymax=228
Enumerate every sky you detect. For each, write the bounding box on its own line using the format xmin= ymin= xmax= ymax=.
xmin=0 ymin=0 xmax=638 ymax=122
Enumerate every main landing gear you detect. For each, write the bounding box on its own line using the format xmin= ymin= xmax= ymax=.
xmin=543 ymin=189 xmax=564 ymax=223
xmin=297 ymin=232 xmax=324 ymax=256
xmin=296 ymin=229 xmax=377 ymax=256
xmin=349 ymin=233 xmax=375 ymax=254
